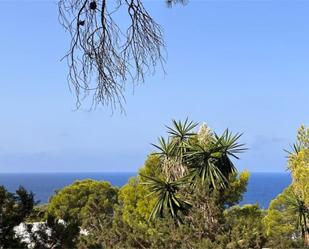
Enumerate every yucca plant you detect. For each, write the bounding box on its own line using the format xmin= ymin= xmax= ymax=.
xmin=141 ymin=120 xmax=246 ymax=221
xmin=285 ymin=191 xmax=309 ymax=241
xmin=152 ymin=119 xmax=197 ymax=180
xmin=184 ymin=129 xmax=246 ymax=189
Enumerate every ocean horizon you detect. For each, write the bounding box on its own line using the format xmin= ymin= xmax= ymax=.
xmin=0 ymin=172 xmax=291 ymax=209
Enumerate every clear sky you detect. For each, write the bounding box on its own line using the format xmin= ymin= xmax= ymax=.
xmin=0 ymin=0 xmax=308 ymax=173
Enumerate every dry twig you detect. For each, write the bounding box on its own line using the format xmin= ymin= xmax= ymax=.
xmin=59 ymin=0 xmax=169 ymax=110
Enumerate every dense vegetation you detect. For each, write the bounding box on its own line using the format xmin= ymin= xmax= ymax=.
xmin=0 ymin=120 xmax=308 ymax=248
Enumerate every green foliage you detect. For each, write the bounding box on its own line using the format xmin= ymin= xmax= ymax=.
xmin=263 ymin=185 xmax=306 ymax=248
xmin=76 ymin=158 xmax=167 ymax=249
xmin=111 ymin=155 xmax=163 ymax=248
xmin=288 ymin=125 xmax=309 ymax=207
xmin=284 ymin=125 xmax=309 ymax=246
xmin=119 ymin=155 xmax=160 ymax=226
xmin=47 ymin=179 xmax=118 ymax=225
xmin=28 ymin=215 xmax=80 ymax=249
xmin=138 ymin=154 xmax=163 ymax=178
xmin=0 ymin=185 xmax=34 ymax=249
xmin=224 ymin=204 xmax=266 ymax=248
xmin=27 ymin=204 xmax=48 ymax=222
xmin=222 ymin=170 xmax=250 ymax=207
xmin=40 ymin=179 xmax=118 ymax=248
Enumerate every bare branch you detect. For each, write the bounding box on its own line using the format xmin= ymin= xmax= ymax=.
xmin=58 ymin=0 xmax=167 ymax=111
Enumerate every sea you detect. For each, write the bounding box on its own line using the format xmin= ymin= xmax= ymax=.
xmin=0 ymin=172 xmax=291 ymax=209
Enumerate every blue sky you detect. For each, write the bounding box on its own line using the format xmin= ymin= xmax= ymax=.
xmin=0 ymin=0 xmax=308 ymax=172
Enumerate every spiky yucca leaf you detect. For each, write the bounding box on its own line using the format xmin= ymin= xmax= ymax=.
xmin=140 ymin=174 xmax=191 ymax=220
xmin=284 ymin=191 xmax=309 ymax=233
xmin=151 ymin=119 xmax=198 ymax=180
xmin=214 ymin=129 xmax=247 ymax=159
xmin=166 ymin=118 xmax=198 ymax=141
xmin=184 ymin=130 xmax=244 ymax=189
xmin=151 ymin=137 xmax=176 ymax=159
xmin=285 ymin=142 xmax=302 ymax=157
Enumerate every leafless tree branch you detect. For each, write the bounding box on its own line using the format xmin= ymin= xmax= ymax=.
xmin=59 ymin=0 xmax=173 ymax=111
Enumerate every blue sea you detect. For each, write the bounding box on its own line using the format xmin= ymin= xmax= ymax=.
xmin=0 ymin=172 xmax=291 ymax=209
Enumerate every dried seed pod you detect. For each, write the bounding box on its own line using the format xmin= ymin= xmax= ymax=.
xmin=78 ymin=20 xmax=85 ymax=26
xmin=89 ymin=1 xmax=97 ymax=10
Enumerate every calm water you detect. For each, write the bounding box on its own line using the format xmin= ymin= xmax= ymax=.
xmin=240 ymin=172 xmax=291 ymax=208
xmin=0 ymin=172 xmax=291 ymax=209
